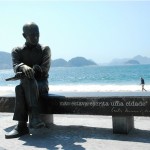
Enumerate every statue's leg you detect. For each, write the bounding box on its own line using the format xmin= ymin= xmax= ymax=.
xmin=13 ymin=85 xmax=28 ymax=122
xmin=37 ymin=80 xmax=53 ymax=127
xmin=5 ymin=85 xmax=29 ymax=139
xmin=20 ymin=77 xmax=45 ymax=128
xmin=37 ymin=79 xmax=49 ymax=95
xmin=21 ymin=77 xmax=39 ymax=108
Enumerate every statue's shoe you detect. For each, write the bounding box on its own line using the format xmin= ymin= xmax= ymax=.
xmin=5 ymin=125 xmax=29 ymax=139
xmin=29 ymin=118 xmax=45 ymax=129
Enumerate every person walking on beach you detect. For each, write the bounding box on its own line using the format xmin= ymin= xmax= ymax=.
xmin=140 ymin=77 xmax=147 ymax=91
xmin=5 ymin=22 xmax=51 ymax=139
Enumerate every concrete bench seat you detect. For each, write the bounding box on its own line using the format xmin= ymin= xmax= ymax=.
xmin=0 ymin=92 xmax=150 ymax=134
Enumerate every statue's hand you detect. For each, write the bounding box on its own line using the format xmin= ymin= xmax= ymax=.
xmin=32 ymin=65 xmax=42 ymax=79
xmin=33 ymin=65 xmax=42 ymax=72
xmin=20 ymin=65 xmax=35 ymax=79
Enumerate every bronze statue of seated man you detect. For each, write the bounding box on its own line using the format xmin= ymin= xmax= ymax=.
xmin=5 ymin=22 xmax=51 ymax=139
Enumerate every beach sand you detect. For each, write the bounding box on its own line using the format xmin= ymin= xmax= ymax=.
xmin=0 ymin=113 xmax=150 ymax=150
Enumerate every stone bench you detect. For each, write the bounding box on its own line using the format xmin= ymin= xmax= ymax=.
xmin=0 ymin=93 xmax=150 ymax=134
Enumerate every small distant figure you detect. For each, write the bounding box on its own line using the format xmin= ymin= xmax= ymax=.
xmin=140 ymin=77 xmax=147 ymax=92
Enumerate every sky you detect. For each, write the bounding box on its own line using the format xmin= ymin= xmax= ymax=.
xmin=0 ymin=0 xmax=150 ymax=64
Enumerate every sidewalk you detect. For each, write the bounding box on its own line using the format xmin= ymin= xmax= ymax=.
xmin=0 ymin=113 xmax=150 ymax=150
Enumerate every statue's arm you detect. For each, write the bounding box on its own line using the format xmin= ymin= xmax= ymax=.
xmin=11 ymin=47 xmax=24 ymax=73
xmin=41 ymin=46 xmax=51 ymax=73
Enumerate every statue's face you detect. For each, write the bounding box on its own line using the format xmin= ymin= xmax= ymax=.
xmin=23 ymin=26 xmax=39 ymax=45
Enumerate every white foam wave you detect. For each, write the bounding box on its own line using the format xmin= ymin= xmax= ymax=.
xmin=49 ymin=84 xmax=150 ymax=92
xmin=0 ymin=86 xmax=15 ymax=96
xmin=0 ymin=84 xmax=149 ymax=96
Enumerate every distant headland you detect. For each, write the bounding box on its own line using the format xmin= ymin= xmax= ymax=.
xmin=52 ymin=57 xmax=97 ymax=67
xmin=0 ymin=51 xmax=150 ymax=69
xmin=0 ymin=51 xmax=97 ymax=69
xmin=108 ymin=55 xmax=150 ymax=66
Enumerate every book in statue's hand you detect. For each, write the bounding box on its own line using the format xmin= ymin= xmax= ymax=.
xmin=5 ymin=72 xmax=25 ymax=81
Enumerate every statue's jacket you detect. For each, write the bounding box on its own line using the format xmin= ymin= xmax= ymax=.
xmin=11 ymin=43 xmax=51 ymax=81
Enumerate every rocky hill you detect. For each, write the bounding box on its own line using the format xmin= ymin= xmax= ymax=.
xmin=0 ymin=51 xmax=97 ymax=69
xmin=0 ymin=51 xmax=149 ymax=69
xmin=68 ymin=57 xmax=97 ymax=67
xmin=0 ymin=51 xmax=12 ymax=69
xmin=51 ymin=57 xmax=97 ymax=67
xmin=125 ymin=60 xmax=140 ymax=65
xmin=109 ymin=55 xmax=150 ymax=65
xmin=51 ymin=58 xmax=68 ymax=67
xmin=132 ymin=55 xmax=150 ymax=64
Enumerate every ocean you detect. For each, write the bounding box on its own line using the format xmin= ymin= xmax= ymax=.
xmin=0 ymin=64 xmax=150 ymax=95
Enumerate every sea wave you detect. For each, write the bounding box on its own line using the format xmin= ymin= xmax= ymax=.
xmin=0 ymin=84 xmax=149 ymax=96
xmin=49 ymin=84 xmax=150 ymax=92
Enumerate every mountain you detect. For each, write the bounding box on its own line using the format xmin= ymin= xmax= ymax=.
xmin=51 ymin=57 xmax=97 ymax=67
xmin=0 ymin=51 xmax=12 ymax=69
xmin=133 ymin=55 xmax=150 ymax=64
xmin=0 ymin=51 xmax=97 ymax=69
xmin=68 ymin=57 xmax=97 ymax=67
xmin=109 ymin=55 xmax=150 ymax=65
xmin=1 ymin=50 xmax=149 ymax=68
xmin=125 ymin=60 xmax=140 ymax=65
xmin=51 ymin=58 xmax=68 ymax=67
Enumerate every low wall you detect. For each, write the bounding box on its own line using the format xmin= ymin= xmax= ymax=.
xmin=0 ymin=94 xmax=150 ymax=116
xmin=0 ymin=97 xmax=15 ymax=112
